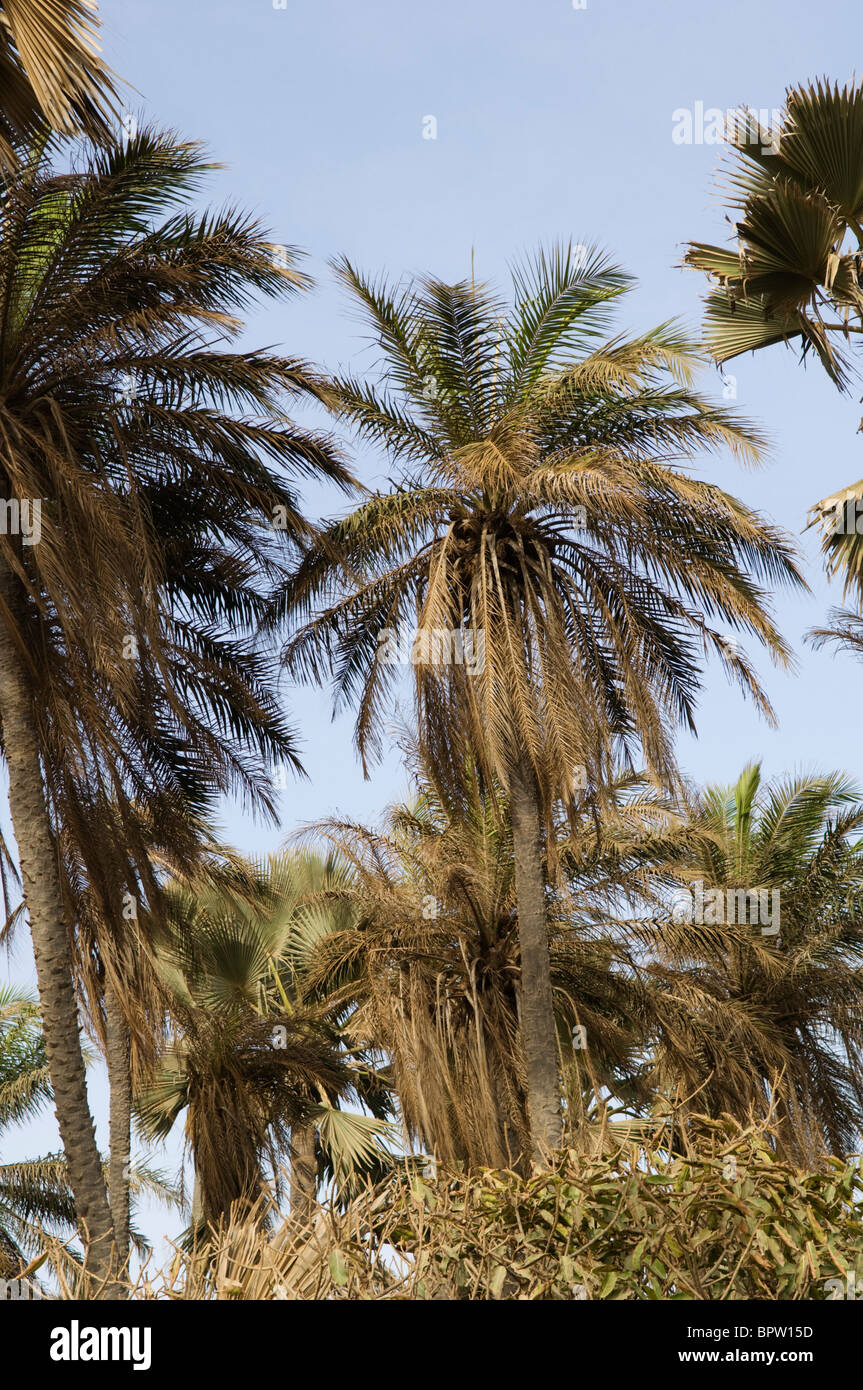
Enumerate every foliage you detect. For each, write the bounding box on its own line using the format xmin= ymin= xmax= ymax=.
xmin=137 ymin=851 xmax=393 ymax=1229
xmin=282 ymin=245 xmax=802 ymax=805
xmin=0 ymin=986 xmax=177 ymax=1277
xmin=0 ymin=0 xmax=121 ymax=169
xmin=54 ymin=1117 xmax=863 ymax=1301
xmin=387 ymin=1120 xmax=863 ymax=1300
xmin=684 ymin=78 xmax=863 ymax=596
xmin=640 ymin=764 xmax=863 ymax=1161
xmin=306 ymin=750 xmax=692 ymax=1168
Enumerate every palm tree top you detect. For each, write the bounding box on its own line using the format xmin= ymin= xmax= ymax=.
xmin=328 ymin=243 xmax=763 ymax=470
xmin=280 ymin=244 xmax=804 ymax=798
xmin=678 ymin=759 xmax=863 ymax=887
xmin=647 ymin=761 xmax=863 ymax=1159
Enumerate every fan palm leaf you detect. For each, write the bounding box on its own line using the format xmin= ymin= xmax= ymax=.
xmin=139 ymin=851 xmax=392 ymax=1231
xmin=685 ymin=78 xmax=863 ymax=595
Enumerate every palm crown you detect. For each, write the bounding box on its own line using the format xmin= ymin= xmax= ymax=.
xmin=284 ymin=245 xmax=803 ymax=803
xmin=307 ymin=750 xmax=692 ymax=1170
xmin=0 ymin=130 xmax=350 ymax=835
xmin=645 ymin=763 xmax=863 ymax=1160
xmin=139 ymin=851 xmax=391 ymax=1230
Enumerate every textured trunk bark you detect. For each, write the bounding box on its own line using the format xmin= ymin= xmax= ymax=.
xmin=0 ymin=564 xmax=117 ymax=1292
xmin=191 ymin=1171 xmax=203 ymax=1232
xmin=508 ymin=751 xmax=562 ymax=1160
xmin=105 ymin=979 xmax=131 ymax=1283
xmin=290 ymin=1123 xmax=317 ymax=1227
xmin=489 ymin=1061 xmax=527 ymax=1174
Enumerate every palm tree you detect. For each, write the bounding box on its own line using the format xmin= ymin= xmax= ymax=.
xmin=307 ymin=746 xmax=679 ymax=1170
xmin=0 ymin=129 xmax=351 ymax=1282
xmin=0 ymin=0 xmax=120 ymax=168
xmin=0 ymin=986 xmax=176 ymax=1285
xmin=307 ymin=752 xmax=532 ymax=1169
xmin=683 ymin=79 xmax=863 ymax=593
xmin=0 ymin=985 xmax=74 ymax=1281
xmin=58 ymin=808 xmax=260 ymax=1274
xmin=138 ymin=851 xmax=391 ymax=1232
xmin=642 ymin=763 xmax=863 ymax=1161
xmin=279 ymin=244 xmax=804 ymax=1153
xmin=262 ymin=850 xmax=393 ymax=1223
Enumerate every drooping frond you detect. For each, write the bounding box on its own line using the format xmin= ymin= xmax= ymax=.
xmin=0 ymin=0 xmax=122 ymax=169
xmin=283 ymin=244 xmax=802 ymax=827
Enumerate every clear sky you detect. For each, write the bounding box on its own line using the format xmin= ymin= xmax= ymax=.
xmin=4 ymin=0 xmax=863 ymax=1256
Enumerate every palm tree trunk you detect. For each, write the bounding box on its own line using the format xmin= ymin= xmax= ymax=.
xmin=105 ymin=979 xmax=131 ymax=1281
xmin=0 ymin=566 xmax=117 ymax=1291
xmin=290 ymin=1122 xmax=317 ymax=1227
xmin=490 ymin=1062 xmax=527 ymax=1174
xmin=191 ymin=1170 xmax=203 ymax=1232
xmin=508 ymin=751 xmax=562 ymax=1159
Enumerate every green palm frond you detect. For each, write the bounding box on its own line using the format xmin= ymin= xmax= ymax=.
xmin=505 ymin=242 xmax=630 ymax=400
xmin=644 ymin=760 xmax=863 ymax=1161
xmin=311 ymin=1103 xmax=394 ymax=1198
xmin=0 ymin=1155 xmax=76 ymax=1228
xmin=0 ymin=987 xmax=50 ymax=1128
xmin=685 ymin=76 xmax=863 ymax=591
xmin=141 ymin=848 xmax=392 ymax=1228
xmin=126 ymin=1160 xmax=183 ymax=1212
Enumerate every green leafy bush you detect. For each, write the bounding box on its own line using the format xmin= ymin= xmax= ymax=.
xmin=387 ymin=1121 xmax=863 ymax=1299
xmin=102 ymin=1117 xmax=863 ymax=1300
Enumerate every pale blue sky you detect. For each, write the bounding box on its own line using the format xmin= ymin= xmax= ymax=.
xmin=4 ymin=0 xmax=863 ymax=1255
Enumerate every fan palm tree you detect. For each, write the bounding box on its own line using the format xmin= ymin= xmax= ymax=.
xmin=642 ymin=763 xmax=863 ymax=1161
xmin=138 ymin=851 xmax=391 ymax=1232
xmin=0 ymin=0 xmax=121 ymax=169
xmin=684 ymin=79 xmax=863 ymax=594
xmin=279 ymin=244 xmax=804 ymax=1153
xmin=262 ymin=850 xmax=393 ymax=1223
xmin=0 ymin=129 xmax=352 ymax=1282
